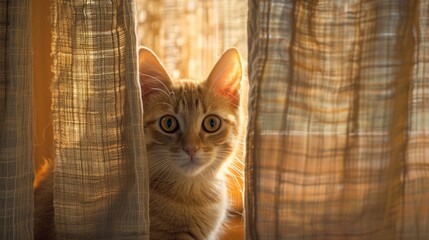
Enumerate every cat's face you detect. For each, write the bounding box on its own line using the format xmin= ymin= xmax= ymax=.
xmin=139 ymin=48 xmax=242 ymax=177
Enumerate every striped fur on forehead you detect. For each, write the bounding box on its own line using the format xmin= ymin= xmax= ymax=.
xmin=156 ymin=80 xmax=240 ymax=120
xmin=143 ymin=76 xmax=240 ymax=108
xmin=173 ymin=81 xmax=207 ymax=113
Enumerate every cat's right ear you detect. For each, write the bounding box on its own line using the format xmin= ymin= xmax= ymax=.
xmin=139 ymin=47 xmax=172 ymax=100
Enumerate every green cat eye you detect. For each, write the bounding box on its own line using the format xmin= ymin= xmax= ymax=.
xmin=160 ymin=115 xmax=179 ymax=133
xmin=202 ymin=115 xmax=221 ymax=133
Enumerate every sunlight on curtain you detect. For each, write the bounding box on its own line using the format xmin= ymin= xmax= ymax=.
xmin=51 ymin=1 xmax=149 ymax=238
xmin=247 ymin=0 xmax=429 ymax=239
xmin=0 ymin=1 xmax=34 ymax=239
xmin=136 ymin=0 xmax=248 ymax=81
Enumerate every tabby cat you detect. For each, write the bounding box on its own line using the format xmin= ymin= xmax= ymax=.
xmin=140 ymin=47 xmax=243 ymax=239
xmin=33 ymin=47 xmax=243 ymax=240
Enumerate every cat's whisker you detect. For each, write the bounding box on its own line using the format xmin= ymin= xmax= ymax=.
xmin=207 ymin=164 xmax=217 ymax=177
xmin=229 ymin=174 xmax=243 ymax=194
xmin=149 ymin=167 xmax=167 ymax=180
xmin=140 ymin=47 xmax=244 ymax=239
xmin=224 ymin=91 xmax=239 ymax=101
xmin=149 ymin=160 xmax=174 ymax=174
xmin=142 ymin=87 xmax=171 ymax=99
xmin=140 ymin=73 xmax=170 ymax=91
xmin=148 ymin=157 xmax=170 ymax=168
xmin=226 ymin=163 xmax=243 ymax=175
xmin=150 ymin=165 xmax=172 ymax=192
xmin=146 ymin=102 xmax=175 ymax=109
xmin=161 ymin=169 xmax=174 ymax=193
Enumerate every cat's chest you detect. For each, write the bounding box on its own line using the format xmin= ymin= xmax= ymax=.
xmin=150 ymin=184 xmax=227 ymax=219
xmin=149 ymin=183 xmax=227 ymax=237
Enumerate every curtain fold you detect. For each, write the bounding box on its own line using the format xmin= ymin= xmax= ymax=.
xmin=4 ymin=0 xmax=429 ymax=239
xmin=0 ymin=1 xmax=34 ymax=239
xmin=51 ymin=0 xmax=149 ymax=238
xmin=247 ymin=0 xmax=429 ymax=239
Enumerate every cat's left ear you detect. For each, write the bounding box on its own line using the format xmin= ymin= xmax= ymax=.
xmin=206 ymin=48 xmax=242 ymax=105
xmin=139 ymin=47 xmax=172 ymax=100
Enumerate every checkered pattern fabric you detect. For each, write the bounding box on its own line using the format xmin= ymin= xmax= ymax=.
xmin=246 ymin=0 xmax=429 ymax=239
xmin=0 ymin=1 xmax=33 ymax=239
xmin=50 ymin=1 xmax=149 ymax=238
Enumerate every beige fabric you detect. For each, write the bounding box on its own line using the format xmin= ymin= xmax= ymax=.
xmin=0 ymin=1 xmax=34 ymax=239
xmin=247 ymin=0 xmax=429 ymax=239
xmin=51 ymin=1 xmax=149 ymax=239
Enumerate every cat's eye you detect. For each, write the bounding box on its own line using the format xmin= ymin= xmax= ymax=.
xmin=159 ymin=115 xmax=179 ymax=133
xmin=202 ymin=115 xmax=221 ymax=133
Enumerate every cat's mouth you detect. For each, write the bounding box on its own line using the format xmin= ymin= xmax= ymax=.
xmin=179 ymin=156 xmax=206 ymax=176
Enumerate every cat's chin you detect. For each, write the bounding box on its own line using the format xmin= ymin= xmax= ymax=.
xmin=178 ymin=159 xmax=207 ymax=177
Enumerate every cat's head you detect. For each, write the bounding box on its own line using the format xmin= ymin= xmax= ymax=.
xmin=139 ymin=47 xmax=242 ymax=177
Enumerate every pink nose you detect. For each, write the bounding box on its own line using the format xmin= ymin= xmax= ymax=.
xmin=183 ymin=146 xmax=200 ymax=157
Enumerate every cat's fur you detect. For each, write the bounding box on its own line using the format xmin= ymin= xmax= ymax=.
xmin=33 ymin=47 xmax=243 ymax=240
xmin=140 ymin=47 xmax=243 ymax=239
xmin=33 ymin=160 xmax=56 ymax=240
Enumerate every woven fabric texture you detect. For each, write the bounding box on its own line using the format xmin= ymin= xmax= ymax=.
xmin=2 ymin=1 xmax=429 ymax=239
xmin=247 ymin=0 xmax=429 ymax=239
xmin=51 ymin=1 xmax=149 ymax=238
xmin=0 ymin=1 xmax=34 ymax=239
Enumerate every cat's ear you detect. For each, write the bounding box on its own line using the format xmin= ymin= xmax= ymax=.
xmin=139 ymin=47 xmax=172 ymax=100
xmin=206 ymin=48 xmax=242 ymax=105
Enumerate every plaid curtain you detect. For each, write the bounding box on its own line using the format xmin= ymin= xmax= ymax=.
xmin=2 ymin=0 xmax=429 ymax=239
xmin=50 ymin=1 xmax=149 ymax=238
xmin=0 ymin=1 xmax=34 ymax=239
xmin=247 ymin=0 xmax=429 ymax=239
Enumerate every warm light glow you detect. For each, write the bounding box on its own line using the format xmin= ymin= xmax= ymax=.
xmin=33 ymin=159 xmax=51 ymax=189
xmin=136 ymin=1 xmax=248 ymax=238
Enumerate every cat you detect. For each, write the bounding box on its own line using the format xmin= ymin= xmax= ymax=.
xmin=33 ymin=47 xmax=243 ymax=240
xmin=139 ymin=47 xmax=243 ymax=240
xmin=33 ymin=159 xmax=56 ymax=240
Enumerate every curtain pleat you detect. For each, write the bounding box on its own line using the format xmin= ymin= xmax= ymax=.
xmin=0 ymin=1 xmax=33 ymax=239
xmin=51 ymin=0 xmax=149 ymax=239
xmin=247 ymin=0 xmax=429 ymax=239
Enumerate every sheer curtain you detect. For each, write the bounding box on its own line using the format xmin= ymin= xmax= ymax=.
xmin=50 ymin=0 xmax=148 ymax=238
xmin=0 ymin=1 xmax=34 ymax=239
xmin=247 ymin=0 xmax=429 ymax=239
xmin=2 ymin=0 xmax=429 ymax=239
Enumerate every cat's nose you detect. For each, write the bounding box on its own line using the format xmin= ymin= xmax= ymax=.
xmin=183 ymin=146 xmax=200 ymax=157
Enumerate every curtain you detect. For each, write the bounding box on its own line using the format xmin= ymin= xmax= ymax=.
xmin=50 ymin=0 xmax=148 ymax=239
xmin=3 ymin=0 xmax=429 ymax=239
xmin=247 ymin=0 xmax=429 ymax=239
xmin=136 ymin=0 xmax=248 ymax=80
xmin=0 ymin=1 xmax=34 ymax=239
